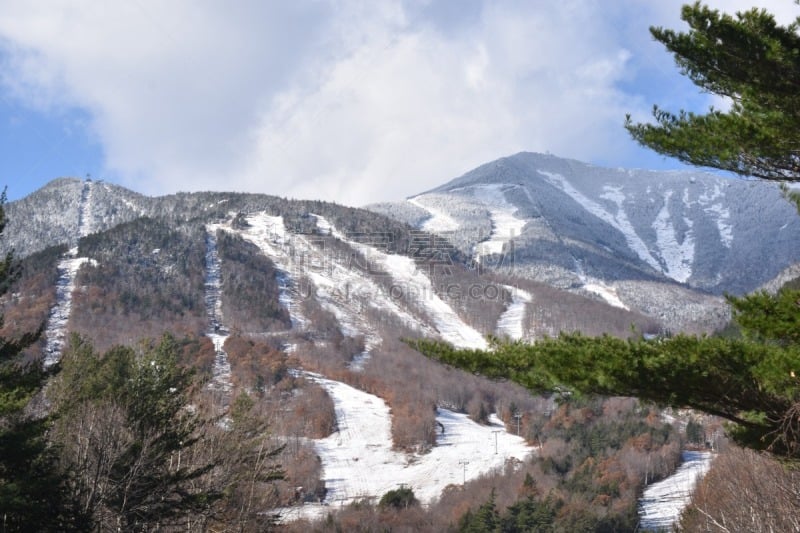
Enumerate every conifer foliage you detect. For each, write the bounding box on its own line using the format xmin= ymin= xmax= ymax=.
xmin=625 ymin=2 xmax=800 ymax=182
xmin=51 ymin=333 xmax=219 ymax=530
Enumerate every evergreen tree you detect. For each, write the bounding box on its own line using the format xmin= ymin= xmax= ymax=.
xmin=378 ymin=486 xmax=418 ymax=510
xmin=458 ymin=489 xmax=500 ymax=533
xmin=501 ymin=496 xmax=556 ymax=533
xmin=625 ymin=2 xmax=800 ymax=183
xmin=0 ymin=192 xmax=82 ymax=530
xmin=52 ymin=333 xmax=219 ymax=530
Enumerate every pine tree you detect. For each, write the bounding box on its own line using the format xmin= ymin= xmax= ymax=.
xmin=625 ymin=2 xmax=800 ymax=183
xmin=459 ymin=489 xmax=500 ymax=533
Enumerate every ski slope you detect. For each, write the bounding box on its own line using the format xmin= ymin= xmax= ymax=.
xmin=204 ymin=227 xmax=232 ymax=395
xmin=542 ymin=172 xmax=663 ymax=274
xmin=43 ymin=179 xmax=97 ymax=367
xmin=496 ymin=285 xmax=532 ymax=340
xmin=468 ymin=184 xmax=527 ymax=260
xmin=407 ymin=196 xmax=460 ymax=232
xmin=652 ymin=190 xmax=694 ymax=283
xmin=638 ymin=451 xmax=713 ymax=531
xmin=43 ymin=253 xmax=95 ymax=367
xmin=312 ymin=214 xmax=488 ymax=350
xmin=279 ymin=372 xmax=533 ymax=522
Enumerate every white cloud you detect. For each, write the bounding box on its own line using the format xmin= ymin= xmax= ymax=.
xmin=0 ymin=0 xmax=792 ymax=205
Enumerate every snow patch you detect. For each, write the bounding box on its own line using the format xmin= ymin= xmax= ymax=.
xmin=582 ymin=281 xmax=629 ymax=310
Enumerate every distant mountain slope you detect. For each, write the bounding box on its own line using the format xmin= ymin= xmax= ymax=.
xmin=3 ymin=178 xmax=147 ymax=257
xmin=2 ymin=173 xmax=681 ymax=363
xmin=372 ymin=152 xmax=800 ymax=295
xmin=369 ymin=152 xmax=800 ymax=319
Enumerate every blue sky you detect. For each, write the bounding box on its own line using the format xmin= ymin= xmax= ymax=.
xmin=0 ymin=1 xmax=795 ymax=205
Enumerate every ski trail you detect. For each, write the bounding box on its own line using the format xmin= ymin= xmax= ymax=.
xmin=43 ymin=255 xmax=94 ymax=367
xmin=227 ymin=214 xmax=309 ymax=330
xmin=652 ymin=190 xmax=695 ymax=283
xmin=541 ymin=172 xmax=663 ymax=274
xmin=280 ymin=372 xmax=533 ymax=521
xmin=204 ymin=227 xmax=233 ymax=396
xmin=407 ymin=196 xmax=460 ymax=232
xmin=43 ymin=180 xmax=96 ymax=367
xmin=638 ymin=450 xmax=713 ymax=531
xmin=232 ymin=212 xmax=429 ymax=345
xmin=496 ymin=285 xmax=532 ymax=340
xmin=76 ymin=179 xmax=94 ymax=238
xmin=313 ymin=214 xmax=487 ymax=350
xmin=470 ymin=184 xmax=527 ymax=261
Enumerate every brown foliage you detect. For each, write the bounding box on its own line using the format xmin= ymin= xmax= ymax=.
xmin=681 ymin=446 xmax=800 ymax=532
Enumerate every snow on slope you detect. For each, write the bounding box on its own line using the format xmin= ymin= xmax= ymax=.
xmin=43 ymin=180 xmax=97 ymax=367
xmin=541 ymin=173 xmax=661 ymax=273
xmin=43 ymin=253 xmax=95 ymax=367
xmin=638 ymin=451 xmax=713 ymax=531
xmin=697 ymin=183 xmax=733 ymax=248
xmin=652 ymin=191 xmax=694 ymax=283
xmin=581 ymin=281 xmax=629 ymax=310
xmin=465 ymin=185 xmax=527 ymax=260
xmin=313 ymin=214 xmax=487 ymax=350
xmin=378 ymin=253 xmax=488 ymax=349
xmin=102 ymin=182 xmax=145 ymax=216
xmin=496 ymin=285 xmax=532 ymax=340
xmin=279 ymin=372 xmax=533 ymax=522
xmin=204 ymin=227 xmax=232 ymax=395
xmin=542 ymin=172 xmax=703 ymax=283
xmin=573 ymin=259 xmax=630 ymax=310
xmin=77 ymin=180 xmax=94 ymax=236
xmin=229 ymin=213 xmax=434 ymax=347
xmin=407 ymin=196 xmax=460 ymax=232
xmin=228 ymin=213 xmax=309 ymax=329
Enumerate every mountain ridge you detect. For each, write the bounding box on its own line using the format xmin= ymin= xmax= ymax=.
xmin=7 ymin=151 xmax=779 ymax=339
xmin=370 ymin=151 xmax=800 ymax=297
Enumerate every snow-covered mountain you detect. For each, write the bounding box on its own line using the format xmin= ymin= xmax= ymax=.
xmin=369 ymin=152 xmax=800 ymax=326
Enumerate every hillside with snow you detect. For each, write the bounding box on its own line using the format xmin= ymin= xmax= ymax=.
xmin=369 ymin=152 xmax=800 ymax=330
xmin=278 ymin=373 xmax=533 ymax=522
